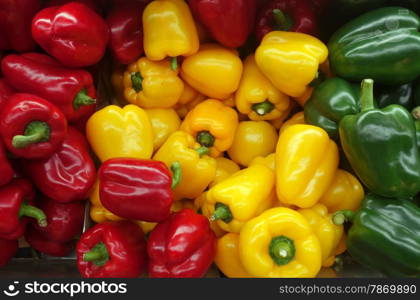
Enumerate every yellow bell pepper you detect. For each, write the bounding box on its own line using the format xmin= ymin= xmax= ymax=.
xmin=276 ymin=124 xmax=339 ymax=208
xmin=123 ymin=57 xmax=184 ymax=108
xmin=298 ymin=204 xmax=344 ymax=267
xmin=153 ymin=131 xmax=216 ymax=200
xmin=210 ymin=157 xmax=240 ymax=188
xmin=203 ymin=164 xmax=275 ymax=233
xmin=235 ymin=55 xmax=291 ymax=120
xmin=143 ymin=0 xmax=199 ymax=61
xmin=250 ymin=153 xmax=276 ymax=171
xmin=255 ymin=31 xmax=328 ymax=98
xmin=86 ymin=105 xmax=153 ymax=162
xmin=174 ymin=83 xmax=205 ymax=119
xmin=319 ymin=169 xmax=364 ymax=213
xmin=145 ymin=108 xmax=181 ymax=151
xmin=171 ymin=198 xmax=195 ymax=212
xmin=194 ymin=192 xmax=226 ymax=237
xmin=180 ymin=99 xmax=239 ymax=157
xmin=279 ymin=111 xmax=305 ymax=134
xmin=239 ymin=207 xmax=322 ymax=278
xmin=222 ymin=96 xmax=235 ymax=108
xmin=214 ymin=233 xmax=252 ymax=278
xmin=228 ymin=121 xmax=278 ymax=167
xmin=180 ymin=44 xmax=243 ymax=99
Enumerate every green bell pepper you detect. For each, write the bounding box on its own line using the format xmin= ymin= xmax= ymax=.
xmin=328 ymin=7 xmax=420 ymax=85
xmin=376 ymin=83 xmax=414 ymax=109
xmin=333 ymin=194 xmax=420 ymax=277
xmin=339 ymin=79 xmax=420 ymax=199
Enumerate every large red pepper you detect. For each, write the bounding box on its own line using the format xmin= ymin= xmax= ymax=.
xmin=0 ymin=238 xmax=18 ymax=267
xmin=45 ymin=0 xmax=104 ymax=14
xmin=0 ymin=93 xmax=68 ymax=160
xmin=1 ymin=53 xmax=96 ymax=122
xmin=148 ymin=208 xmax=216 ymax=278
xmin=188 ymin=0 xmax=257 ymax=48
xmin=255 ymin=0 xmax=318 ymax=41
xmin=25 ymin=226 xmax=73 ymax=257
xmin=0 ymin=78 xmax=15 ymax=111
xmin=77 ymin=221 xmax=147 ymax=278
xmin=0 ymin=140 xmax=14 ymax=187
xmin=24 ymin=127 xmax=96 ymax=203
xmin=31 ymin=2 xmax=109 ymax=68
xmin=0 ymin=0 xmax=41 ymax=52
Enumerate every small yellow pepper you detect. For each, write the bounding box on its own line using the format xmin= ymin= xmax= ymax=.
xmin=194 ymin=192 xmax=226 ymax=237
xmin=180 ymin=99 xmax=239 ymax=157
xmin=210 ymin=157 xmax=240 ymax=188
xmin=250 ymin=153 xmax=276 ymax=171
xmin=279 ymin=111 xmax=305 ymax=134
xmin=143 ymin=0 xmax=199 ymax=61
xmin=181 ymin=44 xmax=243 ymax=99
xmin=153 ymin=131 xmax=216 ymax=200
xmin=203 ymin=164 xmax=275 ymax=233
xmin=235 ymin=55 xmax=291 ymax=120
xmin=255 ymin=31 xmax=328 ymax=98
xmin=239 ymin=207 xmax=322 ymax=278
xmin=214 ymin=233 xmax=252 ymax=278
xmin=276 ymin=124 xmax=339 ymax=208
xmin=86 ymin=105 xmax=153 ymax=162
xmin=228 ymin=121 xmax=278 ymax=167
xmin=319 ymin=169 xmax=365 ymax=213
xmin=123 ymin=57 xmax=184 ymax=108
xmin=145 ymin=108 xmax=181 ymax=151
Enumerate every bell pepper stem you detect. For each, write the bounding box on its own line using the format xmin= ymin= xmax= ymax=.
xmin=131 ymin=72 xmax=143 ymax=92
xmin=19 ymin=202 xmax=47 ymax=227
xmin=332 ymin=210 xmax=355 ymax=225
xmin=412 ymin=107 xmax=420 ymax=120
xmin=12 ymin=121 xmax=51 ymax=149
xmin=272 ymin=9 xmax=290 ymax=31
xmin=83 ymin=242 xmax=109 ymax=267
xmin=73 ymin=89 xmax=96 ymax=110
xmin=360 ymin=79 xmax=375 ymax=112
xmin=210 ymin=202 xmax=233 ymax=223
xmin=170 ymin=161 xmax=182 ymax=190
xmin=269 ymin=236 xmax=296 ymax=266
xmin=170 ymin=57 xmax=178 ymax=71
xmin=196 ymin=131 xmax=215 ymax=148
xmin=195 ymin=146 xmax=209 ymax=157
xmin=252 ymin=100 xmax=275 ymax=116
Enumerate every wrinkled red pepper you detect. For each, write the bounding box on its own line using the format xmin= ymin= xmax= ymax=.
xmin=0 ymin=140 xmax=14 ymax=187
xmin=255 ymin=0 xmax=318 ymax=41
xmin=24 ymin=127 xmax=95 ymax=203
xmin=0 ymin=78 xmax=15 ymax=111
xmin=148 ymin=208 xmax=216 ymax=278
xmin=25 ymin=226 xmax=73 ymax=257
xmin=188 ymin=0 xmax=257 ymax=48
xmin=99 ymin=158 xmax=181 ymax=222
xmin=0 ymin=238 xmax=18 ymax=267
xmin=32 ymin=2 xmax=109 ymax=68
xmin=0 ymin=0 xmax=41 ymax=52
xmin=77 ymin=221 xmax=147 ymax=278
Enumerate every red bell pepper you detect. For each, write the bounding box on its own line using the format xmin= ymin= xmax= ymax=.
xmin=0 ymin=0 xmax=41 ymax=52
xmin=25 ymin=226 xmax=73 ymax=257
xmin=107 ymin=2 xmax=146 ymax=64
xmin=148 ymin=208 xmax=216 ymax=278
xmin=45 ymin=0 xmax=104 ymax=14
xmin=0 ymin=140 xmax=14 ymax=187
xmin=98 ymin=158 xmax=181 ymax=222
xmin=255 ymin=0 xmax=318 ymax=42
xmin=24 ymin=127 xmax=95 ymax=203
xmin=0 ymin=93 xmax=68 ymax=160
xmin=1 ymin=53 xmax=96 ymax=123
xmin=188 ymin=0 xmax=257 ymax=48
xmin=31 ymin=2 xmax=109 ymax=68
xmin=0 ymin=78 xmax=15 ymax=111
xmin=77 ymin=221 xmax=147 ymax=278
xmin=0 ymin=238 xmax=18 ymax=267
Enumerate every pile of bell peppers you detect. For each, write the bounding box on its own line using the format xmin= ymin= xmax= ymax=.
xmin=0 ymin=0 xmax=419 ymax=279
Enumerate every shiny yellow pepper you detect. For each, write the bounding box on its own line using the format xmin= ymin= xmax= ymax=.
xmin=239 ymin=207 xmax=322 ymax=278
xmin=203 ymin=164 xmax=275 ymax=233
xmin=228 ymin=121 xmax=278 ymax=167
xmin=86 ymin=105 xmax=153 ymax=162
xmin=181 ymin=44 xmax=243 ymax=99
xmin=194 ymin=192 xmax=225 ymax=238
xmin=153 ymin=131 xmax=216 ymax=200
xmin=250 ymin=153 xmax=276 ymax=171
xmin=180 ymin=99 xmax=239 ymax=157
xmin=210 ymin=157 xmax=240 ymax=188
xmin=236 ymin=55 xmax=291 ymax=120
xmin=143 ymin=0 xmax=199 ymax=61
xmin=145 ymin=108 xmax=181 ymax=151
xmin=279 ymin=111 xmax=305 ymax=133
xmin=255 ymin=31 xmax=328 ymax=98
xmin=276 ymin=124 xmax=339 ymax=208
xmin=123 ymin=57 xmax=184 ymax=108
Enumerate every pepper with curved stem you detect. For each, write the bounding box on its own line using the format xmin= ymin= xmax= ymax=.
xmin=252 ymin=100 xmax=275 ymax=116
xmin=12 ymin=121 xmax=50 ymax=149
xmin=210 ymin=202 xmax=233 ymax=223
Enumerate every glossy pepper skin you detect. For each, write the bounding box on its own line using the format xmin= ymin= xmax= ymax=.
xmin=1 ymin=53 xmax=96 ymax=122
xmin=86 ymin=105 xmax=153 ymax=162
xmin=250 ymin=153 xmax=276 ymax=171
xmin=239 ymin=207 xmax=321 ymax=278
xmin=145 ymin=109 xmax=181 ymax=151
xmin=276 ymin=124 xmax=339 ymax=208
xmin=0 ymin=140 xmax=14 ymax=187
xmin=334 ymin=194 xmax=420 ymax=277
xmin=340 ymin=79 xmax=420 ymax=199
xmin=329 ymin=7 xmax=420 ymax=85
xmin=0 ymin=239 xmax=18 ymax=267
xmin=376 ymin=83 xmax=414 ymax=110
xmin=236 ymin=55 xmax=291 ymax=121
xmin=188 ymin=0 xmax=256 ymax=48
xmin=143 ymin=0 xmax=199 ymax=61
xmin=279 ymin=111 xmax=305 ymax=133
xmin=24 ymin=127 xmax=96 ymax=203
xmin=0 ymin=79 xmax=15 ymax=111
xmin=32 ymin=2 xmax=109 ymax=68
xmin=0 ymin=93 xmax=67 ymax=160
xmin=77 ymin=221 xmax=147 ymax=278
xmin=210 ymin=157 xmax=240 ymax=188
xmin=256 ymin=31 xmax=328 ymax=98
xmin=123 ymin=57 xmax=184 ymax=108
xmin=148 ymin=208 xmax=216 ymax=278
xmin=255 ymin=0 xmax=318 ymax=42
xmin=181 ymin=99 xmax=239 ymax=157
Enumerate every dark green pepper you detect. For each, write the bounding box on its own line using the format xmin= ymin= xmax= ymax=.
xmin=328 ymin=7 xmax=420 ymax=85
xmin=333 ymin=194 xmax=420 ymax=277
xmin=339 ymin=79 xmax=420 ymax=199
xmin=376 ymin=83 xmax=414 ymax=109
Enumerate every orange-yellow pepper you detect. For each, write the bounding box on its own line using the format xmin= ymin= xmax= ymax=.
xmin=279 ymin=111 xmax=305 ymax=133
xmin=210 ymin=157 xmax=240 ymax=188
xmin=145 ymin=108 xmax=181 ymax=151
xmin=174 ymin=83 xmax=206 ymax=119
xmin=293 ymin=87 xmax=313 ymax=107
